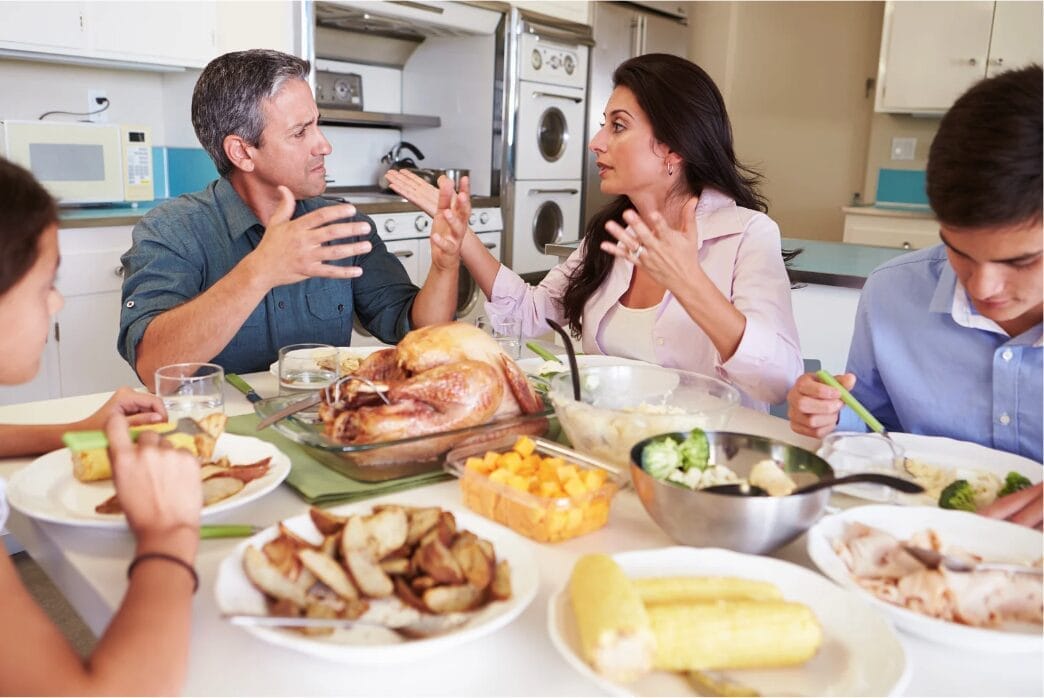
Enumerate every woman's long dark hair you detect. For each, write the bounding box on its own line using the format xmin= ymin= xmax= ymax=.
xmin=561 ymin=54 xmax=770 ymax=337
xmin=0 ymin=157 xmax=57 ymax=297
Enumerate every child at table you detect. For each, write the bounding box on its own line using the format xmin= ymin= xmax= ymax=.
xmin=0 ymin=155 xmax=202 ymax=694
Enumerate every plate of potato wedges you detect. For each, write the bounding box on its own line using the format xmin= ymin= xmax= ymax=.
xmin=548 ymin=547 xmax=910 ymax=696
xmin=215 ymin=500 xmax=538 ymax=663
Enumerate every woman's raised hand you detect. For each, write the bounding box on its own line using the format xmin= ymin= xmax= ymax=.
xmin=599 ymin=197 xmax=702 ymax=290
xmin=384 ymin=169 xmax=440 ymax=217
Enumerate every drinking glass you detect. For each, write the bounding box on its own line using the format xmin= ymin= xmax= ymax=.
xmin=278 ymin=343 xmax=338 ymax=396
xmin=475 ymin=315 xmax=522 ymax=359
xmin=819 ymin=431 xmax=907 ymax=502
xmin=154 ymin=363 xmax=225 ymax=422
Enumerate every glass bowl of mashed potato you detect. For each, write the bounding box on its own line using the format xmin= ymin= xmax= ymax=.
xmin=548 ymin=364 xmax=740 ymax=469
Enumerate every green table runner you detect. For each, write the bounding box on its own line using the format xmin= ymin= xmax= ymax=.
xmin=226 ymin=413 xmax=451 ymax=507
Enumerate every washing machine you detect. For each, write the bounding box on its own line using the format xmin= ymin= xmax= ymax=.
xmin=507 ymin=179 xmax=582 ymax=275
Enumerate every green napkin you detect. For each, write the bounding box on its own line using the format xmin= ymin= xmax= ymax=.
xmin=226 ymin=414 xmax=451 ymax=507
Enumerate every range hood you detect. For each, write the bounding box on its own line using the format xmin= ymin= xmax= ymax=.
xmin=316 ymin=1 xmax=502 ymax=55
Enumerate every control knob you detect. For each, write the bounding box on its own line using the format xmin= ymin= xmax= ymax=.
xmin=383 ymin=218 xmax=397 ymax=233
xmin=414 ymin=216 xmax=430 ymax=232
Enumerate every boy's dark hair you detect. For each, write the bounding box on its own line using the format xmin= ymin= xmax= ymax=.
xmin=0 ymin=157 xmax=57 ymax=296
xmin=927 ymin=64 xmax=1042 ymax=229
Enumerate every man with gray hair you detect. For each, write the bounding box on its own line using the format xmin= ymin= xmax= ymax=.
xmin=118 ymin=49 xmax=464 ymax=378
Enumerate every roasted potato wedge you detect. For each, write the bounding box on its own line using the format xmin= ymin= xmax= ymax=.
xmin=243 ymin=545 xmax=307 ymax=607
xmin=298 ymin=548 xmax=359 ymax=600
xmin=309 ymin=507 xmax=348 ymax=536
xmin=344 ymin=549 xmax=394 ymax=598
xmin=423 ymin=584 xmax=483 ymax=614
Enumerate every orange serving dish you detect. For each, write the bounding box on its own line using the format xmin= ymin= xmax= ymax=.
xmin=445 ymin=435 xmax=625 ymax=543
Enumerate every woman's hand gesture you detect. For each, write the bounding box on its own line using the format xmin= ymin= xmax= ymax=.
xmin=599 ymin=197 xmax=702 ymax=291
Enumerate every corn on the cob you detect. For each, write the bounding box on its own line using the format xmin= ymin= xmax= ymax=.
xmin=568 ymin=554 xmax=655 ymax=682
xmin=647 ymin=600 xmax=822 ymax=671
xmin=635 ymin=576 xmax=782 ymax=605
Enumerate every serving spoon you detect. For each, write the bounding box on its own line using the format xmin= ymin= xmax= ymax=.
xmin=703 ymin=472 xmax=924 ymax=497
xmin=901 ymin=545 xmax=1043 ymax=577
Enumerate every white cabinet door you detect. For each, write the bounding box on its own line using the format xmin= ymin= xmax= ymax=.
xmin=842 ymin=213 xmax=940 ymax=250
xmin=54 ymin=226 xmax=142 ymax=397
xmin=384 ymin=239 xmax=422 ymax=287
xmin=0 ymin=334 xmax=61 ymax=406
xmin=0 ymin=2 xmax=87 ymax=53
xmin=88 ymin=1 xmax=217 ymax=68
xmin=55 ymin=292 xmax=141 ymax=397
xmin=876 ymin=1 xmax=994 ymax=113
xmin=510 ymin=1 xmax=590 ymax=25
xmin=217 ymin=1 xmax=297 ymax=55
xmin=986 ymin=1 xmax=1044 ymax=78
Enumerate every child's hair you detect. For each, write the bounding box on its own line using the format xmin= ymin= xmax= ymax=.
xmin=0 ymin=157 xmax=57 ymax=296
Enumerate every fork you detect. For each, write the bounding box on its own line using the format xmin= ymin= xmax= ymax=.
xmin=902 ymin=545 xmax=1043 ymax=577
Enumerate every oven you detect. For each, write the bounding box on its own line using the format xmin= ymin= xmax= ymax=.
xmin=508 ymin=180 xmax=581 ymax=275
xmin=346 ymin=200 xmax=503 ymax=346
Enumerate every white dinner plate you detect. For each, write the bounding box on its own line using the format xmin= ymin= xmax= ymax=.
xmin=818 ymin=432 xmax=1042 ymax=504
xmin=807 ymin=505 xmax=1043 ymax=653
xmin=214 ymin=502 xmax=538 ymax=664
xmin=547 ymin=546 xmax=910 ymax=697
xmin=268 ymin=345 xmax=388 ymax=379
xmin=6 ymin=433 xmax=291 ymax=528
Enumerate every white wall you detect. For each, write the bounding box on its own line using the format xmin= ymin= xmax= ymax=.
xmin=0 ymin=58 xmax=171 ymax=143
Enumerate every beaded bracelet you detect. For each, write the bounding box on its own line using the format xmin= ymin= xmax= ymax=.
xmin=127 ymin=552 xmax=199 ymax=594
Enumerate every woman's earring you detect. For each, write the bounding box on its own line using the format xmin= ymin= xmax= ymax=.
xmin=667 ymin=161 xmax=674 ymax=176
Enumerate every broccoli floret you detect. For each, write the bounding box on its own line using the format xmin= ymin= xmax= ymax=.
xmin=678 ymin=428 xmax=710 ymax=471
xmin=642 ymin=438 xmax=683 ymax=479
xmin=938 ymin=479 xmax=977 ymax=511
xmin=998 ymin=471 xmax=1032 ymax=498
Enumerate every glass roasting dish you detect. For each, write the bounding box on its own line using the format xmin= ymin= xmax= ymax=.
xmin=253 ymin=394 xmax=554 ymax=482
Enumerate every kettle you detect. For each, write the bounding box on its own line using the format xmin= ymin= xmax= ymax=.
xmin=378 ymin=141 xmax=432 ymax=190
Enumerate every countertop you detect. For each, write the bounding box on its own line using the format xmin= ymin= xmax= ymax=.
xmin=57 ymin=192 xmax=500 ymax=229
xmin=842 ymin=204 xmax=935 ymax=219
xmin=0 ymin=377 xmax=1037 ymax=696
xmin=544 ymin=237 xmax=914 ymax=289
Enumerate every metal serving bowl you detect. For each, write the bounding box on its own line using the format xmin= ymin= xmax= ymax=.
xmin=629 ymin=431 xmax=835 ymax=554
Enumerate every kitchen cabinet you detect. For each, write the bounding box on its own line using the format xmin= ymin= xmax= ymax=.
xmin=875 ymin=1 xmax=1043 ymax=114
xmin=510 ymin=2 xmax=590 ymax=25
xmin=0 ymin=1 xmax=218 ymax=69
xmin=842 ymin=208 xmax=939 ymax=250
xmin=384 ymin=239 xmax=422 ymax=287
xmin=0 ymin=226 xmax=142 ymax=407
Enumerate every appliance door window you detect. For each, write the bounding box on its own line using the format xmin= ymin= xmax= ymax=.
xmin=509 ymin=182 xmax=582 ymax=275
xmin=514 ymin=81 xmax=585 ymax=180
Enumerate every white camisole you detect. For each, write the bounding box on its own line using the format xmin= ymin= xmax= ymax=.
xmin=600 ymin=301 xmax=661 ymax=363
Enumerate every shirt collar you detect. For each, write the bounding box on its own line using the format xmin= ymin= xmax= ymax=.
xmin=216 ymin=177 xmax=263 ymax=240
xmin=933 ymin=261 xmax=1044 ymax=347
xmin=695 ymin=187 xmax=745 ymax=244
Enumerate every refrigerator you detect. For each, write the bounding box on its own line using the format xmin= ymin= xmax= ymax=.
xmin=583 ymin=1 xmax=691 ymax=224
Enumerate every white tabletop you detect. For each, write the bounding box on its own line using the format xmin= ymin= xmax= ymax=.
xmin=0 ymin=372 xmax=1039 ymax=697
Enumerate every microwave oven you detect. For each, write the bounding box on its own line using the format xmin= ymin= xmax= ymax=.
xmin=0 ymin=120 xmax=154 ymax=204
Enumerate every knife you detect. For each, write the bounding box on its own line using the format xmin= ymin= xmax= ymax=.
xmin=255 ymin=392 xmax=323 ymax=431
xmin=223 ymin=612 xmax=394 ymax=630
xmin=226 ymin=374 xmax=263 ymax=403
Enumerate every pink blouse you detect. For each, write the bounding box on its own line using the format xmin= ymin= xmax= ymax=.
xmin=484 ymin=188 xmax=802 ymax=411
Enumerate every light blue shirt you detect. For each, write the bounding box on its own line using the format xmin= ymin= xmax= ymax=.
xmin=838 ymin=244 xmax=1043 ymax=463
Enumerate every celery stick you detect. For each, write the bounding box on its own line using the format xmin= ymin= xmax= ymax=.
xmin=815 ymin=370 xmax=885 ymax=434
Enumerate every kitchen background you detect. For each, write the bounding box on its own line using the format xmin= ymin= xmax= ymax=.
xmin=0 ymin=0 xmax=1040 ymax=406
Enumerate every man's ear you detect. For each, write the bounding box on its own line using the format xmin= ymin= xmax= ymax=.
xmin=224 ymin=134 xmax=254 ymax=173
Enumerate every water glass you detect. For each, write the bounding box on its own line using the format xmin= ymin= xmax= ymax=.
xmin=475 ymin=315 xmax=522 ymax=359
xmin=154 ymin=362 xmax=225 ymax=422
xmin=819 ymin=431 xmax=906 ymax=502
xmin=278 ymin=343 xmax=338 ymax=395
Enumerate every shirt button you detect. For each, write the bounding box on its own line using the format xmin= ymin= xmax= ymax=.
xmin=125 ymin=300 xmax=135 ymax=308
xmin=999 ymin=413 xmax=1011 ymax=425
xmin=277 ymin=301 xmax=285 ymax=310
xmin=337 ymin=304 xmax=344 ymax=312
xmin=1001 ymin=349 xmax=1013 ymax=361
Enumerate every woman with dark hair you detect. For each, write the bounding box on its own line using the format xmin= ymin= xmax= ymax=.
xmin=0 ymin=156 xmax=202 ymax=693
xmin=387 ymin=54 xmax=801 ymax=409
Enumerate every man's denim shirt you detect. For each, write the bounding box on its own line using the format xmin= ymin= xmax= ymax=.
xmin=118 ymin=177 xmax=418 ymax=376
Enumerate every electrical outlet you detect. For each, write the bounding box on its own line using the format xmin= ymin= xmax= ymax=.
xmin=891 ymin=137 xmax=916 ymax=161
xmin=87 ymin=89 xmax=108 ymax=123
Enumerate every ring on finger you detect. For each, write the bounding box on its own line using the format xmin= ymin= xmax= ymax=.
xmin=632 ymin=244 xmax=645 ymax=262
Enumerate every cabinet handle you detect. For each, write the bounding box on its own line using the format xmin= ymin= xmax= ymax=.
xmin=967 ymin=58 xmax=978 ymax=66
xmin=114 ymin=265 xmax=125 ymax=277
xmin=482 ymin=242 xmax=497 ymax=250
xmin=392 ymin=250 xmax=415 ymax=258
xmin=990 ymin=57 xmax=1004 ymax=66
xmin=54 ymin=322 xmax=60 ymax=342
xmin=531 ymin=91 xmax=583 ymax=103
xmin=902 ymin=241 xmax=912 ymax=250
xmin=528 ymin=188 xmax=579 ymax=195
